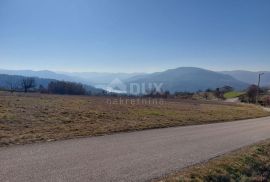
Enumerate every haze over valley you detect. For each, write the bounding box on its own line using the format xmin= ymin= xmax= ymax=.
xmin=0 ymin=67 xmax=269 ymax=93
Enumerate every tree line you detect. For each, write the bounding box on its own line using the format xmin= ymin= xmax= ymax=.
xmin=47 ymin=81 xmax=86 ymax=95
xmin=3 ymin=77 xmax=270 ymax=106
xmin=5 ymin=77 xmax=87 ymax=95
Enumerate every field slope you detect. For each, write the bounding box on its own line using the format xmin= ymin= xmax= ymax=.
xmin=0 ymin=91 xmax=269 ymax=146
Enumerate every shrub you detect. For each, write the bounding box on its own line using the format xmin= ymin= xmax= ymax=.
xmin=48 ymin=81 xmax=86 ymax=95
xmin=262 ymin=96 xmax=270 ymax=106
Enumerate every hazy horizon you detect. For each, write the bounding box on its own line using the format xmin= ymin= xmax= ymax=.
xmin=0 ymin=66 xmax=269 ymax=74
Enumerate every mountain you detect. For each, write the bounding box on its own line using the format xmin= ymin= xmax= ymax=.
xmin=59 ymin=72 xmax=145 ymax=84
xmin=0 ymin=69 xmax=144 ymax=86
xmin=0 ymin=69 xmax=90 ymax=85
xmin=0 ymin=74 xmax=54 ymax=89
xmin=126 ymin=67 xmax=249 ymax=93
xmin=0 ymin=68 xmax=258 ymax=94
xmin=221 ymin=71 xmax=270 ymax=87
xmin=0 ymin=74 xmax=103 ymax=94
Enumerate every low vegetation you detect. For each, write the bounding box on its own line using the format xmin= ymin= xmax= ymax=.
xmin=47 ymin=81 xmax=86 ymax=95
xmin=0 ymin=74 xmax=102 ymax=95
xmin=0 ymin=91 xmax=269 ymax=147
xmin=157 ymin=139 xmax=270 ymax=182
xmin=224 ymin=91 xmax=244 ymax=99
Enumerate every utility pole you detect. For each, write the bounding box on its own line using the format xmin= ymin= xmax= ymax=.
xmin=256 ymin=73 xmax=264 ymax=104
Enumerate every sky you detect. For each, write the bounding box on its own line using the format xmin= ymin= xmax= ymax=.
xmin=0 ymin=0 xmax=270 ymax=73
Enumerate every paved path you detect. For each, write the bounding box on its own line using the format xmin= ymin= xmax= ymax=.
xmin=1 ymin=117 xmax=270 ymax=182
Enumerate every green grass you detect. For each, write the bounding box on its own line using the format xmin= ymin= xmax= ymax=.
xmin=157 ymin=140 xmax=270 ymax=182
xmin=224 ymin=91 xmax=244 ymax=99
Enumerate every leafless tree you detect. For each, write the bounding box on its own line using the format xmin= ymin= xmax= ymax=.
xmin=21 ymin=78 xmax=36 ymax=92
xmin=6 ymin=78 xmax=18 ymax=93
xmin=247 ymin=84 xmax=258 ymax=103
xmin=47 ymin=81 xmax=86 ymax=95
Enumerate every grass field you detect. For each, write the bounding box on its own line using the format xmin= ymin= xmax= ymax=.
xmin=224 ymin=91 xmax=245 ymax=99
xmin=157 ymin=139 xmax=270 ymax=182
xmin=0 ymin=91 xmax=269 ymax=147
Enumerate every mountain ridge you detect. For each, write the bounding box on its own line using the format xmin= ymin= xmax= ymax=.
xmin=1 ymin=67 xmax=268 ymax=93
xmin=126 ymin=67 xmax=249 ymax=93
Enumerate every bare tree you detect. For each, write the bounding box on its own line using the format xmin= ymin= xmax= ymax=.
xmin=21 ymin=78 xmax=36 ymax=92
xmin=6 ymin=78 xmax=18 ymax=93
xmin=247 ymin=84 xmax=258 ymax=103
xmin=214 ymin=88 xmax=222 ymax=99
xmin=47 ymin=81 xmax=86 ymax=95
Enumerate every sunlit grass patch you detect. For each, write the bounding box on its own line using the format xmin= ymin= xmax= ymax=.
xmin=224 ymin=91 xmax=245 ymax=99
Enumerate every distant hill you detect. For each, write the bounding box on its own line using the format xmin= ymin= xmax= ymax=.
xmin=0 ymin=74 xmax=54 ymax=89
xmin=126 ymin=67 xmax=249 ymax=93
xmin=0 ymin=74 xmax=103 ymax=94
xmin=1 ymin=68 xmax=261 ymax=94
xmin=221 ymin=71 xmax=270 ymax=87
xmin=0 ymin=69 xmax=90 ymax=85
xmin=61 ymin=72 xmax=145 ymax=85
xmin=0 ymin=69 xmax=144 ymax=86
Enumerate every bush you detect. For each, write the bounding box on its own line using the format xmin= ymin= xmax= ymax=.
xmin=247 ymin=85 xmax=258 ymax=103
xmin=262 ymin=96 xmax=270 ymax=106
xmin=48 ymin=81 xmax=86 ymax=95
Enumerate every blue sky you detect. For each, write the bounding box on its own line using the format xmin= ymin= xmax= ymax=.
xmin=0 ymin=0 xmax=269 ymax=73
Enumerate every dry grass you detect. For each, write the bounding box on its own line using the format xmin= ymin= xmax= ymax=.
xmin=156 ymin=139 xmax=270 ymax=182
xmin=0 ymin=91 xmax=269 ymax=147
